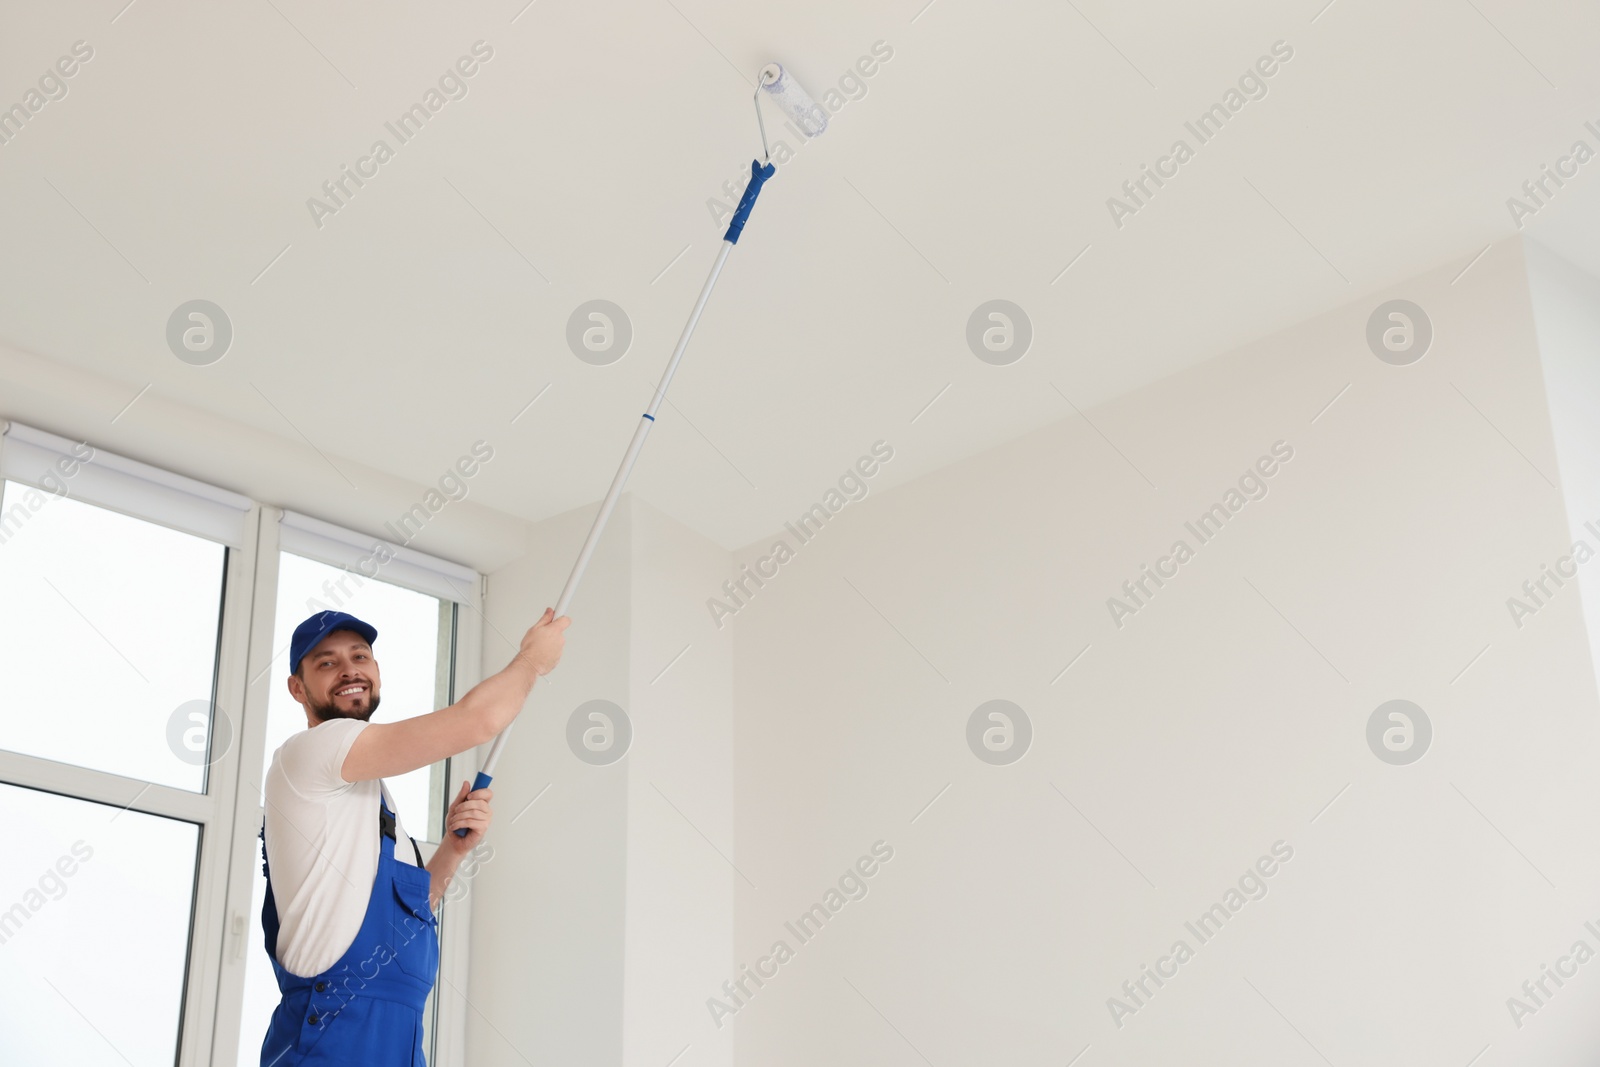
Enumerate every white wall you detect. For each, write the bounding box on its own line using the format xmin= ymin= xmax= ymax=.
xmin=468 ymin=494 xmax=735 ymax=1067
xmin=0 ymin=338 xmax=528 ymax=573
xmin=725 ymin=236 xmax=1600 ymax=1065
xmin=466 ymin=497 xmax=631 ymax=1066
xmin=464 ymin=236 xmax=1600 ymax=1065
xmin=623 ymin=498 xmax=735 ymax=1067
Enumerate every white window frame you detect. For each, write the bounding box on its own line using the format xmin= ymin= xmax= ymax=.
xmin=0 ymin=422 xmax=259 ymax=1067
xmin=0 ymin=422 xmax=484 ymax=1067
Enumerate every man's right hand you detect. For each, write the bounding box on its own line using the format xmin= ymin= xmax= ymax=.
xmin=518 ymin=607 xmax=570 ymax=676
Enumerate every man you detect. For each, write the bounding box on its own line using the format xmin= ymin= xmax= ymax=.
xmin=259 ymin=605 xmax=570 ymax=1066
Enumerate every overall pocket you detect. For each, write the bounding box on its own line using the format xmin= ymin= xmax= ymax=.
xmin=390 ymin=867 xmax=439 ymax=982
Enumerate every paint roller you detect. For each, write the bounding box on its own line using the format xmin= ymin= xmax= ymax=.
xmin=756 ymin=63 xmax=828 ymax=141
xmin=456 ymin=63 xmax=829 ymax=833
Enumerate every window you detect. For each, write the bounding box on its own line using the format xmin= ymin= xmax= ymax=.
xmin=0 ymin=419 xmax=247 ymax=1065
xmin=0 ymin=420 xmax=482 ymax=1067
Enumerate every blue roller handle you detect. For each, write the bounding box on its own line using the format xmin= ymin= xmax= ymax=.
xmin=453 ymin=770 xmax=494 ymax=837
xmin=724 ymin=159 xmax=777 ymax=244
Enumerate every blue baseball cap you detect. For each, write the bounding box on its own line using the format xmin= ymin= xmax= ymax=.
xmin=290 ymin=611 xmax=378 ymax=675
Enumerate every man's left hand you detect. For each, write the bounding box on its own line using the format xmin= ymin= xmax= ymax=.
xmin=443 ymin=780 xmax=492 ymax=852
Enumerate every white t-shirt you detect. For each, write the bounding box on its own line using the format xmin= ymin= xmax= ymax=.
xmin=263 ymin=718 xmax=423 ymax=978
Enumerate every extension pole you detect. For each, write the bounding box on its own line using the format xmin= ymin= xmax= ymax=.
xmin=456 ymin=160 xmax=778 ymax=833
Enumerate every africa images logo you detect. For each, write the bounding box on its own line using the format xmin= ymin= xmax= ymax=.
xmin=706 ymin=441 xmax=894 ymax=628
xmin=1105 ymin=441 xmax=1294 ymax=628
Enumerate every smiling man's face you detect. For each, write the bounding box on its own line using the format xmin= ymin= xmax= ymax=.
xmin=288 ymin=629 xmax=382 ymax=724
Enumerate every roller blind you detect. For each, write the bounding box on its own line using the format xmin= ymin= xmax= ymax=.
xmin=0 ymin=419 xmax=253 ymax=547
xmin=278 ymin=509 xmax=481 ymax=608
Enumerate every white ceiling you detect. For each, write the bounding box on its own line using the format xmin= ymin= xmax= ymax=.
xmin=4 ymin=0 xmax=1600 ymax=560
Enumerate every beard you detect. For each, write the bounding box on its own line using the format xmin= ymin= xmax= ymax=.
xmin=309 ymin=691 xmax=381 ymax=723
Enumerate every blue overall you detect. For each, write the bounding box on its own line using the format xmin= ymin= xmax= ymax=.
xmin=259 ymin=792 xmax=439 ymax=1066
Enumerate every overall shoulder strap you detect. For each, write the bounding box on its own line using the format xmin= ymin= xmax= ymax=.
xmin=258 ymin=820 xmax=281 ymax=959
xmin=377 ymin=784 xmax=426 ymax=868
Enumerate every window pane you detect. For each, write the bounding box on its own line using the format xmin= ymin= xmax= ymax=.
xmin=0 ymin=481 xmax=228 ymax=792
xmin=239 ymin=552 xmax=455 ymax=1065
xmin=0 ymin=781 xmax=199 ymax=1066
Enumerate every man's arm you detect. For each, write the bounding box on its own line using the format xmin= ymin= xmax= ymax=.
xmin=426 ymin=847 xmax=465 ymax=911
xmin=341 ymin=607 xmax=568 ymax=783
